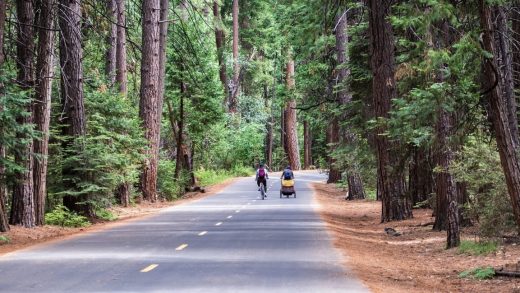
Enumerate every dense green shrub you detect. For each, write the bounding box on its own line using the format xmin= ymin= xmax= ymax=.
xmin=45 ymin=205 xmax=91 ymax=228
xmin=452 ymin=136 xmax=516 ymax=237
xmin=458 ymin=240 xmax=498 ymax=256
xmin=459 ymin=267 xmax=495 ymax=280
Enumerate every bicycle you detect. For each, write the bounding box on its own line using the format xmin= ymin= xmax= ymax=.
xmin=259 ymin=181 xmax=266 ymax=200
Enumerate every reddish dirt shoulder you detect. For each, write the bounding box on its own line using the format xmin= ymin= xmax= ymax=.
xmin=0 ymin=177 xmax=240 ymax=256
xmin=313 ymin=182 xmax=520 ymax=293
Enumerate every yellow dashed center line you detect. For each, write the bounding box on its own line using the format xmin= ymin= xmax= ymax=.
xmin=235 ymin=210 xmax=240 ymax=213
xmin=140 ymin=264 xmax=158 ymax=273
xmin=227 ymin=215 xmax=233 ymax=219
xmin=198 ymin=231 xmax=207 ymax=236
xmin=215 ymin=222 xmax=222 ymax=226
xmin=175 ymin=244 xmax=188 ymax=251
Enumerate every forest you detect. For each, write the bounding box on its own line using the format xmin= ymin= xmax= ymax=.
xmin=1 ymin=0 xmax=520 ymax=257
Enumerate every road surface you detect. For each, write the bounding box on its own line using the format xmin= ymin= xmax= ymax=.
xmin=0 ymin=171 xmax=369 ymax=292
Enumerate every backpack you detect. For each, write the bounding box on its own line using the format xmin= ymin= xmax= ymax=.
xmin=283 ymin=170 xmax=292 ymax=180
xmin=258 ymin=168 xmax=266 ymax=178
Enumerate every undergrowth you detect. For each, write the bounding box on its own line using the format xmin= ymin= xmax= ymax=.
xmin=458 ymin=240 xmax=497 ymax=256
xmin=459 ymin=267 xmax=495 ymax=280
xmin=45 ymin=205 xmax=91 ymax=228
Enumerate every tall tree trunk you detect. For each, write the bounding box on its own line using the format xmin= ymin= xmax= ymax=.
xmin=11 ymin=0 xmax=36 ymax=228
xmin=368 ymin=0 xmax=412 ymax=221
xmin=114 ymin=0 xmax=129 ymax=206
xmin=213 ymin=1 xmax=228 ymax=101
xmin=480 ymin=1 xmax=520 ymax=234
xmin=0 ymin=0 xmax=9 ymax=232
xmin=303 ymin=120 xmax=311 ymax=169
xmin=115 ymin=0 xmax=127 ymax=95
xmin=264 ymin=84 xmax=273 ymax=167
xmin=326 ymin=119 xmax=341 ymax=183
xmin=432 ymin=21 xmax=460 ymax=251
xmin=229 ymin=0 xmax=239 ymax=112
xmin=106 ymin=0 xmax=117 ymax=85
xmin=59 ymin=0 xmax=91 ymax=216
xmin=139 ymin=0 xmax=161 ymax=202
xmin=494 ymin=7 xmax=518 ymax=147
xmin=175 ymin=82 xmax=186 ymax=180
xmin=281 ymin=107 xmax=286 ymax=155
xmin=284 ymin=58 xmax=301 ymax=170
xmin=33 ymin=0 xmax=55 ymax=225
xmin=336 ymin=10 xmax=365 ymax=199
xmin=512 ymin=3 xmax=520 ymax=115
xmin=409 ymin=146 xmax=433 ymax=206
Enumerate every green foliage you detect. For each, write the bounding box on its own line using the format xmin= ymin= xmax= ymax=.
xmin=95 ymin=208 xmax=117 ymax=221
xmin=459 ymin=267 xmax=495 ymax=280
xmin=196 ymin=166 xmax=254 ymax=187
xmin=452 ymin=135 xmax=516 ymax=237
xmin=45 ymin=205 xmax=91 ymax=228
xmin=0 ymin=235 xmax=10 ymax=244
xmin=157 ymin=159 xmax=187 ymax=200
xmin=458 ymin=240 xmax=498 ymax=256
xmin=47 ymin=75 xmax=146 ymax=212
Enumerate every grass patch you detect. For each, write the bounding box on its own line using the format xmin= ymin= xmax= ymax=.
xmin=459 ymin=267 xmax=495 ymax=280
xmin=458 ymin=240 xmax=498 ymax=255
xmin=196 ymin=166 xmax=254 ymax=186
xmin=0 ymin=235 xmax=10 ymax=244
xmin=95 ymin=208 xmax=118 ymax=221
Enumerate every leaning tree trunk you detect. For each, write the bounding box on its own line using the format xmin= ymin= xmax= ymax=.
xmin=368 ymin=0 xmax=412 ymax=221
xmin=480 ymin=1 xmax=520 ymax=233
xmin=336 ymin=10 xmax=365 ymax=199
xmin=11 ymin=0 xmax=36 ymax=228
xmin=139 ymin=0 xmax=161 ymax=202
xmin=106 ymin=0 xmax=117 ymax=85
xmin=0 ymin=0 xmax=9 ymax=232
xmin=285 ymin=58 xmax=301 ymax=170
xmin=59 ymin=0 xmax=92 ymax=217
xmin=213 ymin=1 xmax=228 ymax=101
xmin=494 ymin=7 xmax=518 ymax=147
xmin=229 ymin=0 xmax=239 ymax=112
xmin=33 ymin=0 xmax=55 ymax=225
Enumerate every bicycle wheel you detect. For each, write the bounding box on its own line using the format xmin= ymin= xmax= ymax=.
xmin=260 ymin=183 xmax=265 ymax=200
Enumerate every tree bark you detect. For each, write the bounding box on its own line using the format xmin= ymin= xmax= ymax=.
xmin=264 ymin=84 xmax=273 ymax=167
xmin=139 ymin=0 xmax=161 ymax=202
xmin=113 ymin=0 xmax=129 ymax=206
xmin=59 ymin=0 xmax=92 ymax=217
xmin=115 ymin=0 xmax=127 ymax=95
xmin=480 ymin=1 xmax=520 ymax=234
xmin=0 ymin=0 xmax=9 ymax=232
xmin=106 ymin=0 xmax=117 ymax=85
xmin=11 ymin=0 xmax=36 ymax=228
xmin=336 ymin=10 xmax=365 ymax=199
xmin=229 ymin=0 xmax=239 ymax=112
xmin=494 ymin=7 xmax=518 ymax=147
xmin=409 ymin=146 xmax=433 ymax=206
xmin=33 ymin=0 xmax=55 ymax=225
xmin=368 ymin=0 xmax=412 ymax=221
xmin=326 ymin=119 xmax=341 ymax=183
xmin=303 ymin=120 xmax=311 ymax=169
xmin=213 ymin=1 xmax=228 ymax=101
xmin=285 ymin=58 xmax=301 ymax=170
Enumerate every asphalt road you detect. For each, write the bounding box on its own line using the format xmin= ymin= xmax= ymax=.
xmin=0 ymin=171 xmax=369 ymax=293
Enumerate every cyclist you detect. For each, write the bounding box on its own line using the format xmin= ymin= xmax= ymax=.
xmin=281 ymin=165 xmax=294 ymax=180
xmin=256 ymin=163 xmax=269 ymax=195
